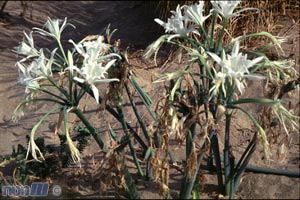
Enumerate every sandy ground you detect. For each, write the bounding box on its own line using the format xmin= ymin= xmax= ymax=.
xmin=0 ymin=1 xmax=299 ymax=199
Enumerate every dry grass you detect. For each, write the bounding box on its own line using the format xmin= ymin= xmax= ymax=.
xmin=227 ymin=0 xmax=299 ymax=49
xmin=152 ymin=0 xmax=299 ymax=49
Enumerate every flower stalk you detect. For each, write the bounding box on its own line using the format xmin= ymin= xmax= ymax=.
xmin=73 ymin=108 xmax=107 ymax=152
xmin=224 ymin=111 xmax=232 ymax=196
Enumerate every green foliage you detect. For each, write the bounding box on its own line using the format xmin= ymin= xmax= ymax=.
xmin=0 ymin=125 xmax=92 ymax=188
xmin=0 ymin=138 xmax=55 ymax=187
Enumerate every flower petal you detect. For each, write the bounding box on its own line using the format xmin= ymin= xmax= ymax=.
xmin=247 ymin=56 xmax=264 ymax=67
xmin=74 ymin=77 xmax=85 ymax=83
xmin=91 ymin=84 xmax=99 ymax=104
xmin=207 ymin=52 xmax=222 ymax=65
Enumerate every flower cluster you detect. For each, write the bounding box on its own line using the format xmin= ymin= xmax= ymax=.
xmin=154 ymin=1 xmax=257 ymax=40
xmin=154 ymin=4 xmax=201 ymax=40
xmin=13 ymin=17 xmax=121 ymax=164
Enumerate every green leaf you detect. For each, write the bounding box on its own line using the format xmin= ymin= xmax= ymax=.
xmin=230 ymin=97 xmax=277 ymax=105
xmin=109 ymin=125 xmax=118 ymax=141
xmin=129 ymin=75 xmax=152 ymax=106
xmin=169 ymin=77 xmax=182 ymax=101
xmin=123 ymin=162 xmax=141 ymax=199
xmin=129 ymin=75 xmax=157 ymax=120
xmin=144 ymin=147 xmax=153 ymax=160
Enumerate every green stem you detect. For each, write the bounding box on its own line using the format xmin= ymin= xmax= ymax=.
xmin=233 ymin=137 xmax=256 ymax=193
xmin=39 ymin=88 xmax=68 ymax=103
xmin=225 ymin=79 xmax=236 ymax=104
xmin=169 ymin=77 xmax=182 ymax=101
xmin=56 ymin=40 xmax=73 ymax=104
xmin=73 ymin=108 xmax=107 ymax=152
xmin=47 ymin=76 xmax=70 ymax=100
xmin=77 ymin=82 xmax=148 ymax=150
xmin=76 ymin=86 xmax=87 ymax=104
xmin=225 ymin=31 xmax=281 ymax=51
xmin=211 ymin=132 xmax=224 ymax=192
xmin=198 ymin=54 xmax=214 ymax=80
xmin=192 ymin=177 xmax=201 ymax=199
xmin=125 ymin=82 xmax=155 ymax=179
xmin=228 ymin=105 xmax=269 ymax=149
xmin=68 ymin=71 xmax=73 ymax=105
xmin=186 ymin=37 xmax=201 ymax=50
xmin=216 ymin=18 xmax=228 ymax=53
xmin=234 ymin=135 xmax=256 ymax=177
xmin=198 ymin=61 xmax=206 ymax=90
xmin=16 ymin=98 xmax=65 ymax=108
xmin=57 ymin=40 xmax=68 ymax=66
xmin=209 ymin=11 xmax=217 ymax=50
xmin=198 ymin=61 xmax=210 ymax=119
xmin=199 ymin=24 xmax=208 ymax=46
xmin=125 ymin=83 xmax=149 ymax=140
xmin=116 ymin=105 xmax=144 ymax=176
xmin=128 ymin=75 xmax=156 ymax=121
xmin=224 ymin=112 xmax=232 ymax=195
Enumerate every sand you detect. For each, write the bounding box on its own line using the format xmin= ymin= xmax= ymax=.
xmin=0 ymin=1 xmax=299 ymax=199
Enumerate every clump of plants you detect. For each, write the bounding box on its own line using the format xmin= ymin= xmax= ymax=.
xmin=8 ymin=16 xmax=155 ymax=198
xmin=144 ymin=0 xmax=299 ymax=198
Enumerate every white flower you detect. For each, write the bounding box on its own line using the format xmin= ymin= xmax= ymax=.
xmin=154 ymin=4 xmax=200 ymax=40
xmin=67 ymin=38 xmax=120 ymax=104
xmin=16 ymin=48 xmax=57 ymax=94
xmin=209 ymin=71 xmax=226 ymax=97
xmin=17 ymin=62 xmax=40 ymax=94
xmin=208 ymin=40 xmax=264 ymax=95
xmin=271 ymin=100 xmax=299 ymax=136
xmin=33 ymin=17 xmax=75 ymax=40
xmin=183 ymin=1 xmax=211 ymax=26
xmin=82 ymin=36 xmax=111 ymax=56
xmin=14 ymin=31 xmax=39 ymax=62
xmin=73 ymin=58 xmax=119 ymax=104
xmin=31 ymin=48 xmax=57 ymax=78
xmin=210 ymin=0 xmax=258 ymax=19
xmin=69 ymin=36 xmax=112 ymax=60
